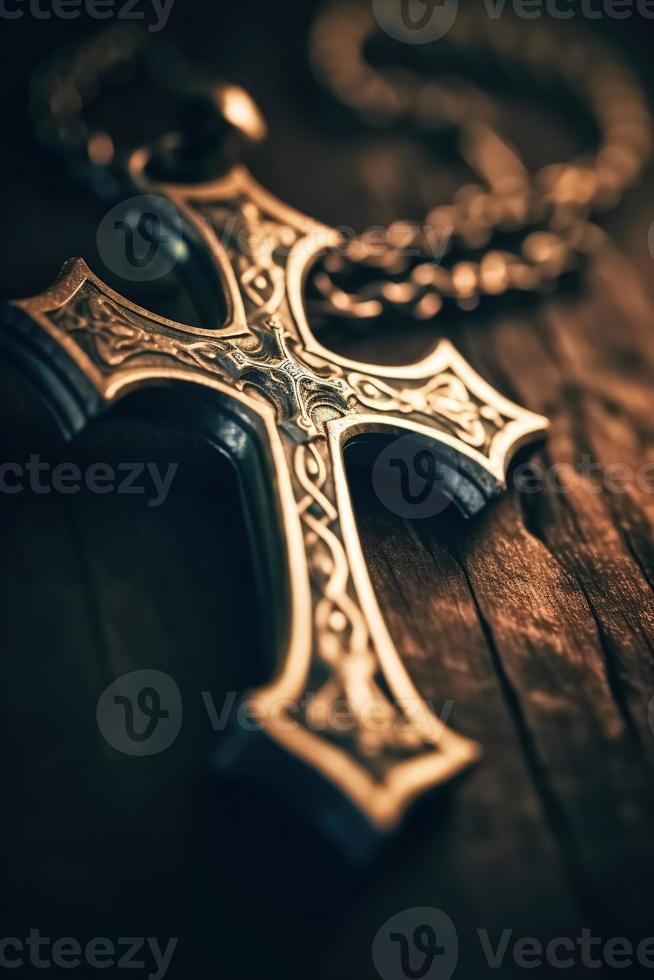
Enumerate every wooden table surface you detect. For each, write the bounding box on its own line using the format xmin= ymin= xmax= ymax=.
xmin=1 ymin=3 xmax=654 ymax=978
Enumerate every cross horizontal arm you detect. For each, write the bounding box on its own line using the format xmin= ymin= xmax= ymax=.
xmin=1 ymin=164 xmax=547 ymax=857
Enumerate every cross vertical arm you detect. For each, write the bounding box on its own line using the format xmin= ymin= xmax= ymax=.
xmin=1 ymin=163 xmax=548 ymax=856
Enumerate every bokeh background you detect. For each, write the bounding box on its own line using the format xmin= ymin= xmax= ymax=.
xmin=1 ymin=2 xmax=654 ymax=979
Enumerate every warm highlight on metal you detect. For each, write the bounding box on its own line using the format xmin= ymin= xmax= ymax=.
xmin=6 ymin=165 xmax=547 ymax=854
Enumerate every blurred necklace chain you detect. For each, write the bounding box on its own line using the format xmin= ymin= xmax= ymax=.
xmin=32 ymin=8 xmax=653 ymax=326
xmin=308 ymin=1 xmax=653 ymax=323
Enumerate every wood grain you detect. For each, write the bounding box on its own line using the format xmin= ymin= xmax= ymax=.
xmin=1 ymin=5 xmax=654 ymax=979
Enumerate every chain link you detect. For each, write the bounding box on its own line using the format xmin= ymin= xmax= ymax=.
xmin=31 ymin=11 xmax=653 ymax=325
xmin=31 ymin=24 xmax=194 ymax=197
xmin=308 ymin=2 xmax=653 ymax=322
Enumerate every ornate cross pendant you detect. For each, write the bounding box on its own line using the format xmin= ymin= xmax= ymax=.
xmin=2 ymin=164 xmax=547 ymax=856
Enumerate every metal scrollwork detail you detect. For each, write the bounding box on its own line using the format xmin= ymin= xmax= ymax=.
xmin=15 ymin=164 xmax=547 ymax=838
xmin=51 ymin=292 xmax=351 ymax=439
xmin=347 ymin=370 xmax=506 ymax=448
xmin=52 ymin=287 xmax=441 ymax=762
xmin=294 ymin=438 xmax=436 ymax=763
xmin=51 ymin=292 xmax=227 ymax=373
xmin=198 ymin=199 xmax=298 ymax=321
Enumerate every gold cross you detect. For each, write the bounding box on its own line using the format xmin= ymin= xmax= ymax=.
xmin=7 ymin=164 xmax=547 ymax=854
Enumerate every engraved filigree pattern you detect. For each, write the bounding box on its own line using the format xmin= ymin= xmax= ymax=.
xmin=51 ymin=291 xmax=350 ymax=440
xmin=197 ymin=198 xmax=298 ymax=322
xmin=192 ymin=192 xmax=510 ymax=452
xmin=24 ymin=171 xmax=545 ymax=820
xmin=51 ymin=291 xmax=228 ymax=373
xmin=347 ymin=371 xmax=506 ymax=450
xmin=48 ymin=284 xmax=454 ymax=766
xmin=294 ymin=438 xmax=436 ymax=765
